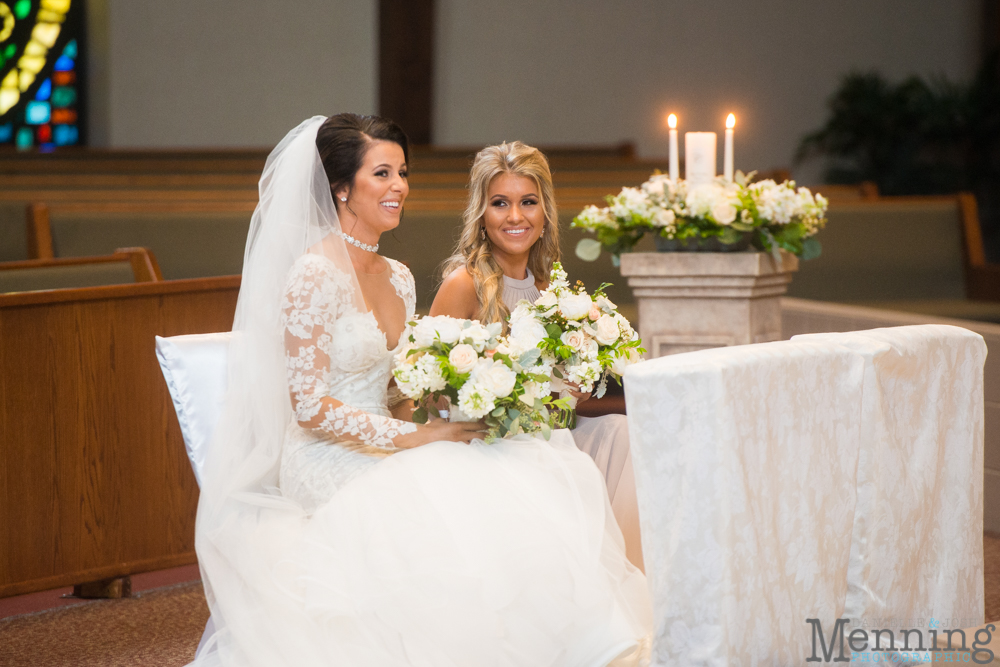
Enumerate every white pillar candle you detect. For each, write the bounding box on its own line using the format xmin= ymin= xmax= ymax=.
xmin=685 ymin=132 xmax=716 ymax=186
xmin=667 ymin=114 xmax=679 ymax=181
xmin=723 ymin=113 xmax=735 ymax=181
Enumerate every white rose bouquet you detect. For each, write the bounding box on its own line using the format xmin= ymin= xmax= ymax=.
xmin=572 ymin=171 xmax=828 ymax=264
xmin=392 ymin=315 xmax=572 ymax=442
xmin=506 ymin=263 xmax=644 ymax=425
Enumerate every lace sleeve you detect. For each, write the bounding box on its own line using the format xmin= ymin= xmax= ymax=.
xmin=281 ymin=255 xmax=415 ymax=449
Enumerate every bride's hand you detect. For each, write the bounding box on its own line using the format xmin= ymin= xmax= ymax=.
xmin=395 ymin=420 xmax=486 ymax=449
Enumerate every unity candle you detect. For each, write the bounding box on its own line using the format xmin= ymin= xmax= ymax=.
xmin=724 ymin=114 xmax=735 ymax=181
xmin=685 ymin=132 xmax=716 ymax=186
xmin=667 ymin=114 xmax=679 ymax=181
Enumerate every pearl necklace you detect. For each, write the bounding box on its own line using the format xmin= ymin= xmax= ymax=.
xmin=335 ymin=229 xmax=379 ymax=253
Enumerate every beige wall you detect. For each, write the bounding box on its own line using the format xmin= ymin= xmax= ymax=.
xmin=95 ymin=0 xmax=377 ymax=148
xmin=433 ymin=0 xmax=980 ymax=181
xmin=90 ymin=0 xmax=980 ymax=180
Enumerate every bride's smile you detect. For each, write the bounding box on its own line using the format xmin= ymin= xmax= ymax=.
xmin=334 ymin=139 xmax=409 ymax=243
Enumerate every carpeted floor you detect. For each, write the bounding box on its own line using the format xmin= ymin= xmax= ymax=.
xmin=2 ymin=534 xmax=999 ymax=666
xmin=0 ymin=581 xmax=208 ymax=667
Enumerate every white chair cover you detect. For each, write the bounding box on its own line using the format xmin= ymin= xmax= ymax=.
xmin=624 ymin=337 xmax=866 ymax=664
xmin=154 ymin=331 xmax=231 ymax=655
xmin=623 ymin=324 xmax=987 ymax=663
xmin=792 ymin=325 xmax=986 ymax=637
xmin=154 ymin=332 xmax=231 ymax=487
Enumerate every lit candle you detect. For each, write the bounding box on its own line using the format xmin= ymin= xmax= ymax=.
xmin=724 ymin=113 xmax=735 ymax=181
xmin=685 ymin=131 xmax=716 ymax=186
xmin=667 ymin=113 xmax=679 ymax=181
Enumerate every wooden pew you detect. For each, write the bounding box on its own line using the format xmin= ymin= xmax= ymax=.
xmin=786 ymin=193 xmax=1000 ymax=322
xmin=958 ymin=192 xmax=1000 ymax=303
xmin=0 ymin=276 xmax=241 ymax=597
xmin=0 ymin=247 xmax=162 ymax=292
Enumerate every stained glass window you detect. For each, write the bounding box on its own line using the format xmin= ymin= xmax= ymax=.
xmin=0 ymin=0 xmax=84 ymax=151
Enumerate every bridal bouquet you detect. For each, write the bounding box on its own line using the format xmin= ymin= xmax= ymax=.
xmin=392 ymin=315 xmax=571 ymax=442
xmin=572 ymin=171 xmax=828 ymax=264
xmin=504 ymin=263 xmax=644 ymax=408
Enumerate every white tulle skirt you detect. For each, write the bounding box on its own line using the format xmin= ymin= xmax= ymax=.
xmin=193 ymin=430 xmax=652 ymax=667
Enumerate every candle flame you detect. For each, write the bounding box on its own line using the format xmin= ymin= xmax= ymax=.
xmin=726 ymin=113 xmax=735 ymax=129
xmin=666 ymin=113 xmax=677 ymax=129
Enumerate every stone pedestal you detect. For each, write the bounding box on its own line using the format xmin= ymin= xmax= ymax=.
xmin=619 ymin=251 xmax=798 ymax=358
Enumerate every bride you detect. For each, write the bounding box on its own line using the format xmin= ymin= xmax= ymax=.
xmin=192 ymin=114 xmax=652 ymax=666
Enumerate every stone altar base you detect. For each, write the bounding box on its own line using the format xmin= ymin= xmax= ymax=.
xmin=619 ymin=251 xmax=798 ymax=358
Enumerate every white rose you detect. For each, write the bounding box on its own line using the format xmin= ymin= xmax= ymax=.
xmin=509 ymin=317 xmax=548 ymax=355
xmin=412 ymin=316 xmax=461 ymax=347
xmin=652 ymin=208 xmax=676 ymax=228
xmin=580 ymin=337 xmax=599 ymax=360
xmin=462 ymin=322 xmax=491 ymax=352
xmin=611 ymin=348 xmax=641 ymax=376
xmin=509 ymin=302 xmax=533 ymax=324
xmin=594 ymin=314 xmax=621 ymax=346
xmin=477 ymin=360 xmax=517 ymax=398
xmin=560 ymin=329 xmax=587 ymax=351
xmin=432 ymin=317 xmax=462 ymax=345
xmin=448 ymin=343 xmax=479 ymax=374
xmin=711 ymin=201 xmax=737 ymax=225
xmin=558 ymin=293 xmax=593 ymax=320
xmin=534 ymin=291 xmax=558 ymax=311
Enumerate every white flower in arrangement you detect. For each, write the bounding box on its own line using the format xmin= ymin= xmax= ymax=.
xmin=593 ymin=314 xmax=622 ymax=346
xmin=533 ymin=291 xmax=558 ymax=314
xmin=508 ymin=317 xmax=548 ymax=356
xmin=448 ymin=343 xmax=479 ymax=374
xmin=457 ymin=381 xmax=496 ymax=419
xmin=461 ymin=321 xmax=494 ymax=352
xmin=573 ymin=205 xmax=615 ymax=231
xmin=519 ymin=380 xmax=551 ymax=408
xmin=412 ymin=315 xmax=462 ymax=347
xmin=476 ymin=360 xmax=518 ymax=398
xmin=652 ymin=207 xmax=677 ymax=228
xmin=580 ymin=337 xmax=599 ymax=361
xmin=610 ymin=187 xmax=652 ymax=221
xmin=710 ymin=201 xmax=738 ymax=225
xmin=567 ymin=360 xmax=603 ymax=391
xmin=560 ymin=329 xmax=587 ymax=351
xmin=548 ymin=264 xmax=570 ymax=292
xmin=641 ymin=173 xmax=676 ymax=203
xmin=610 ymin=348 xmax=641 ymax=376
xmin=558 ymin=293 xmax=594 ymax=320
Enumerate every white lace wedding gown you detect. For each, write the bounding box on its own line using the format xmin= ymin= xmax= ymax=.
xmin=272 ymin=253 xmax=652 ymax=666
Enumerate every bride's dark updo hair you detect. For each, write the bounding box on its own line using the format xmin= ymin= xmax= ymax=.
xmin=315 ymin=113 xmax=410 ymax=195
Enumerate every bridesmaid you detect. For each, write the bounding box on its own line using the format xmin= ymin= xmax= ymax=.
xmin=430 ymin=141 xmax=643 ymax=571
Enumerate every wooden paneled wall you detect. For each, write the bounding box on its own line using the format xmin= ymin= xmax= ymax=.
xmin=0 ymin=276 xmax=239 ymax=597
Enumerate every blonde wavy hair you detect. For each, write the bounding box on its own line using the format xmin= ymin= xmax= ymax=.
xmin=440 ymin=141 xmax=560 ymax=331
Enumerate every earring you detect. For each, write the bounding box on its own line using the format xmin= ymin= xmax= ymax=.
xmin=480 ymin=227 xmax=486 ymax=241
xmin=340 ymin=196 xmax=347 ymax=202
xmin=541 ymin=227 xmax=545 ymax=238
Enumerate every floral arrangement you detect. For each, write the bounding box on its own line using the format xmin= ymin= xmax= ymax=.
xmin=572 ymin=171 xmax=828 ymax=264
xmin=392 ymin=315 xmax=571 ymax=442
xmin=391 ymin=265 xmax=645 ymax=441
xmin=504 ymin=263 xmax=644 ymax=409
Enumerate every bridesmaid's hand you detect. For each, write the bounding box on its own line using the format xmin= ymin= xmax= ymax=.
xmin=395 ymin=420 xmax=487 ymax=449
xmin=566 ymin=382 xmax=592 ymax=405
